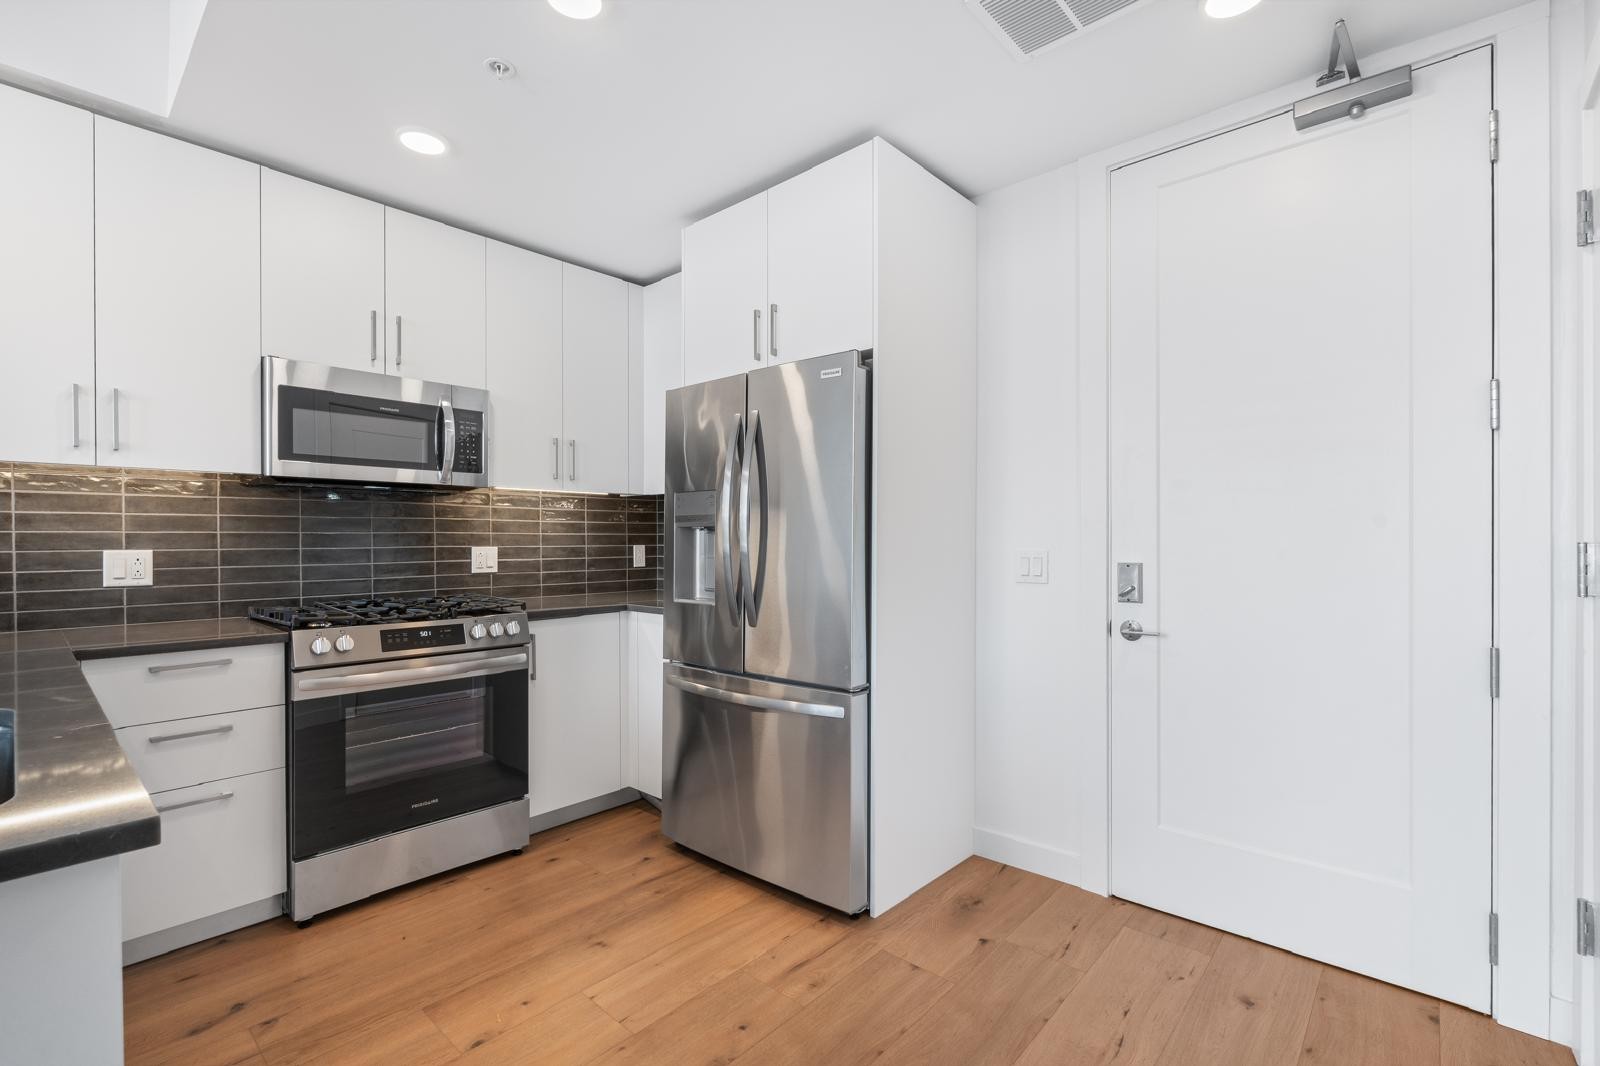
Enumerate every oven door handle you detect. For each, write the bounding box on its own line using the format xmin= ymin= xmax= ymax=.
xmin=291 ymin=650 xmax=529 ymax=699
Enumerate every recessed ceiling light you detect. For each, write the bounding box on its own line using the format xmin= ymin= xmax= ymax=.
xmin=1201 ymin=0 xmax=1262 ymax=17
xmin=549 ymin=0 xmax=602 ymax=19
xmin=397 ymin=128 xmax=449 ymax=156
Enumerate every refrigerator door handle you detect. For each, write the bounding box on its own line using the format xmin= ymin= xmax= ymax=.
xmin=748 ymin=409 xmax=768 ymax=623
xmin=738 ymin=410 xmax=757 ymax=622
xmin=718 ymin=414 xmax=744 ymax=625
xmin=665 ymin=672 xmax=845 ymax=719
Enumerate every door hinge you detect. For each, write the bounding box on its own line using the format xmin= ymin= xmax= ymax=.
xmin=1489 ymin=912 xmax=1500 ymax=964
xmin=1581 ymin=543 xmax=1599 ymax=598
xmin=1489 ymin=646 xmax=1500 ymax=699
xmin=1488 ymin=109 xmax=1499 ymax=163
xmin=1489 ymin=379 xmax=1500 ymax=431
xmin=1580 ymin=190 xmax=1595 ymax=247
xmin=1580 ymin=899 xmax=1597 ymax=957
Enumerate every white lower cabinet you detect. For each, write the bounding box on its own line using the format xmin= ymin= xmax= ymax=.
xmin=121 ymin=769 xmax=286 ymax=942
xmin=87 ymin=643 xmax=288 ymax=951
xmin=630 ymin=612 xmax=665 ymax=799
xmin=529 ymin=613 xmax=623 ymax=818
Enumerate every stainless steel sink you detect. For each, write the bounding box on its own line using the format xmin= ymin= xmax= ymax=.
xmin=0 ymin=709 xmax=15 ymax=806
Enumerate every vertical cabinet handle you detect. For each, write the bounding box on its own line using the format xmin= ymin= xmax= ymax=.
xmin=71 ymin=383 xmax=81 ymax=449
xmin=551 ymin=437 xmax=562 ymax=481
xmin=752 ymin=308 xmax=762 ymax=363
xmin=395 ymin=314 xmax=403 ymax=368
xmin=568 ymin=439 xmax=577 ymax=482
xmin=769 ymin=303 xmax=778 ymax=360
xmin=529 ymin=634 xmax=538 ymax=681
xmin=111 ymin=387 xmax=121 ymax=452
xmin=370 ymin=309 xmax=378 ymax=365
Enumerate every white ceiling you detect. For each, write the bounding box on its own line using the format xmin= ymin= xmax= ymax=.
xmin=16 ymin=0 xmax=1531 ymax=283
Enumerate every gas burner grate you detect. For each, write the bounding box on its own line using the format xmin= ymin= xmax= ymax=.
xmin=250 ymin=594 xmax=528 ymax=630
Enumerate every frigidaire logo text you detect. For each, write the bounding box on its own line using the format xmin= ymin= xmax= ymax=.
xmin=410 ymin=798 xmax=440 ymax=810
xmin=379 ymin=407 xmax=401 ymax=414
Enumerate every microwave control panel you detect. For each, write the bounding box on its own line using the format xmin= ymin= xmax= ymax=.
xmin=453 ymin=410 xmax=484 ymax=474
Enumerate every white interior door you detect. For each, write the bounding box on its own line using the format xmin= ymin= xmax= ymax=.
xmin=1109 ymin=48 xmax=1493 ymax=1010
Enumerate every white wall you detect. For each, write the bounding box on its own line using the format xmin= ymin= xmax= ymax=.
xmin=972 ymin=165 xmax=1083 ymax=883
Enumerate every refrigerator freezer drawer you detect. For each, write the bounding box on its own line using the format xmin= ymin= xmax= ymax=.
xmin=661 ymin=664 xmax=868 ymax=914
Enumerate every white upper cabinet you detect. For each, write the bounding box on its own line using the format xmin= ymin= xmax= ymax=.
xmin=94 ymin=118 xmax=260 ymax=475
xmin=0 ymin=84 xmax=94 ymax=465
xmin=486 ymin=240 xmax=564 ymax=490
xmin=384 ymin=207 xmax=486 ymax=389
xmin=682 ymin=191 xmax=767 ymax=385
xmin=766 ymin=142 xmax=874 ymax=365
xmin=562 ymin=264 xmax=630 ymax=493
xmin=632 ymin=273 xmax=683 ymax=494
xmin=261 ymin=170 xmax=386 ymax=373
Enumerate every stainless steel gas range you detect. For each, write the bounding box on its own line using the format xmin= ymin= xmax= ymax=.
xmin=250 ymin=595 xmax=531 ymax=923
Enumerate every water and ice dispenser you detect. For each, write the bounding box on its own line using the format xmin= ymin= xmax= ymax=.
xmin=672 ymin=490 xmax=718 ymax=605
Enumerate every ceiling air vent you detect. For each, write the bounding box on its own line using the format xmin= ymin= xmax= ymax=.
xmin=966 ymin=0 xmax=1149 ymax=60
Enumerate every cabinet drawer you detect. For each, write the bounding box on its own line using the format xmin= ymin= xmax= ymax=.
xmin=82 ymin=643 xmax=284 ymax=728
xmin=116 ymin=705 xmax=284 ymax=795
xmin=121 ymin=768 xmax=286 ymax=942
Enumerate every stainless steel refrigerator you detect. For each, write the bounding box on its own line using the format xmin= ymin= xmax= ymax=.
xmin=661 ymin=348 xmax=870 ymax=914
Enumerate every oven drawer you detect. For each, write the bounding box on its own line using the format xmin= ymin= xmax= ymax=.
xmin=83 ymin=643 xmax=284 ymax=728
xmin=116 ymin=705 xmax=285 ymax=795
xmin=122 ymin=768 xmax=286 ymax=942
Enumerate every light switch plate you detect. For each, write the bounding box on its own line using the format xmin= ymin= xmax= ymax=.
xmin=471 ymin=546 xmax=499 ymax=574
xmin=102 ymin=549 xmax=153 ymax=587
xmin=632 ymin=544 xmax=646 ymax=568
xmin=1017 ymin=551 xmax=1049 ymax=584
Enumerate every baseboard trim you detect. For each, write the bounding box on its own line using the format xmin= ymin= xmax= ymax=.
xmin=529 ymin=788 xmax=643 ymax=835
xmin=1550 ymin=994 xmax=1575 ymax=1051
xmin=974 ymin=827 xmax=1082 ymax=886
xmin=123 ymin=895 xmax=283 ymax=966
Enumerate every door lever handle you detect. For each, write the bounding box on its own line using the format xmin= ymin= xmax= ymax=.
xmin=1119 ymin=621 xmax=1161 ymax=641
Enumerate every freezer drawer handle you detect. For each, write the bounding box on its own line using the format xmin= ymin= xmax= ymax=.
xmin=666 ymin=674 xmax=845 ymax=719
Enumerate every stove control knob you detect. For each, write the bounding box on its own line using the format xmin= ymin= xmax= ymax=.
xmin=470 ymin=623 xmax=488 ymax=640
xmin=309 ymin=636 xmax=332 ymax=656
xmin=489 ymin=622 xmax=506 ymax=638
xmin=334 ymin=633 xmax=355 ymax=653
xmin=505 ymin=620 xmax=522 ymax=636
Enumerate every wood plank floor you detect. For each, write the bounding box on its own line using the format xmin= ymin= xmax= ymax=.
xmin=123 ymin=803 xmax=1574 ymax=1066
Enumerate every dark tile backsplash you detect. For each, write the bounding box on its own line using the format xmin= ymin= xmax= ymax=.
xmin=0 ymin=462 xmax=663 ymax=633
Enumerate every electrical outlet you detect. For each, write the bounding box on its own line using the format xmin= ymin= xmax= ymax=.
xmin=632 ymin=544 xmax=646 ymax=568
xmin=471 ymin=546 xmax=498 ymax=574
xmin=103 ymin=549 xmax=153 ymax=587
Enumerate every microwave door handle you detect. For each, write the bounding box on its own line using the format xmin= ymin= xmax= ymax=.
xmin=439 ymin=398 xmax=457 ymax=485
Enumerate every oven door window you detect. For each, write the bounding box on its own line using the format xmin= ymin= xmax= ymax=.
xmin=290 ymin=671 xmax=528 ymax=861
xmin=276 ymin=384 xmax=442 ymax=472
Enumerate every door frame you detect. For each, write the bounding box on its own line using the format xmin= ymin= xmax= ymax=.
xmin=1070 ymin=1 xmax=1557 ymax=1039
xmin=1570 ymin=10 xmax=1600 ymax=1064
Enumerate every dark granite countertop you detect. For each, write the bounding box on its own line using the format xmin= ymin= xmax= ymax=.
xmin=0 ymin=595 xmax=661 ymax=884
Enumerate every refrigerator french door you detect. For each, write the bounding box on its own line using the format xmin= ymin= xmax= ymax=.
xmin=662 ymin=348 xmax=870 ymax=914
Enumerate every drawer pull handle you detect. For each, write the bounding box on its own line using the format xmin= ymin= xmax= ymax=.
xmin=155 ymin=790 xmax=235 ymax=814
xmin=147 ymin=724 xmax=235 ymax=745
xmin=146 ymin=658 xmax=234 ymax=675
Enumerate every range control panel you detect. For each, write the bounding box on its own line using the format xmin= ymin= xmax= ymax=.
xmin=380 ymin=624 xmax=466 ymax=653
xmin=290 ymin=611 xmax=529 ymax=669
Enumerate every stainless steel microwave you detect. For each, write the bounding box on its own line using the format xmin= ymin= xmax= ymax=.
xmin=261 ymin=356 xmax=489 ymax=487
